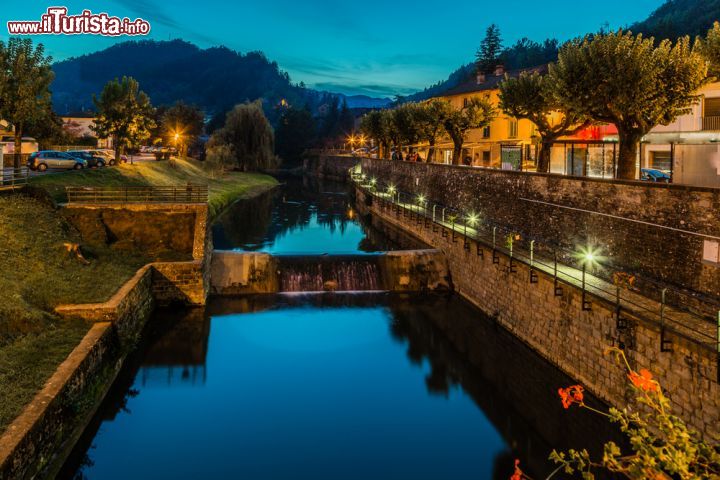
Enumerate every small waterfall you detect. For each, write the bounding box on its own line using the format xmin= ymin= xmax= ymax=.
xmin=278 ymin=255 xmax=383 ymax=292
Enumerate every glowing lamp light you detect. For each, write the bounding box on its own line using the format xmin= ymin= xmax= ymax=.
xmin=417 ymin=194 xmax=426 ymax=205
xmin=466 ymin=212 xmax=480 ymax=227
xmin=387 ymin=184 xmax=396 ymax=194
xmin=370 ymin=177 xmax=377 ymax=186
xmin=577 ymin=245 xmax=603 ymax=269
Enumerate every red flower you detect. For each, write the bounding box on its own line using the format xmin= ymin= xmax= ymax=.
xmin=510 ymin=459 xmax=523 ymax=480
xmin=558 ymin=385 xmax=585 ymax=409
xmin=628 ymin=369 xmax=660 ymax=393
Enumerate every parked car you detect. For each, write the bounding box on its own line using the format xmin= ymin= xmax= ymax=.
xmin=67 ymin=150 xmax=106 ymax=168
xmin=87 ymin=150 xmax=122 ymax=166
xmin=27 ymin=151 xmax=87 ymax=171
xmin=640 ymin=168 xmax=671 ymax=183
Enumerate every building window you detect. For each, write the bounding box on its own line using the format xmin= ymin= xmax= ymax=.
xmin=482 ymin=151 xmax=491 ymax=163
xmin=650 ymin=151 xmax=672 ymax=171
xmin=463 ymin=98 xmax=469 ymax=107
xmin=703 ymin=97 xmax=720 ymax=130
xmin=508 ymin=118 xmax=518 ymax=139
xmin=482 ymin=126 xmax=490 ymax=138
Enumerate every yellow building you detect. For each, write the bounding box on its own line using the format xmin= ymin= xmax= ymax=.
xmin=418 ymin=65 xmax=546 ymax=168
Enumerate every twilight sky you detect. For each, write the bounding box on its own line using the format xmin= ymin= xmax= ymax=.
xmin=3 ymin=1 xmax=663 ymax=97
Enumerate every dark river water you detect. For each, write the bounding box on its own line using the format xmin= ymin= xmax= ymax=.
xmin=59 ymin=177 xmax=616 ymax=480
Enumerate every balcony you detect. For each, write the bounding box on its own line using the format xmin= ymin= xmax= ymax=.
xmin=701 ymin=115 xmax=720 ymax=131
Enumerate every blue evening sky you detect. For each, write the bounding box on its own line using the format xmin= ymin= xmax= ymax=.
xmin=3 ymin=1 xmax=663 ymax=97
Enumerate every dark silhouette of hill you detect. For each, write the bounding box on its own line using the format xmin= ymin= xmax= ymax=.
xmin=51 ymin=39 xmax=333 ymax=121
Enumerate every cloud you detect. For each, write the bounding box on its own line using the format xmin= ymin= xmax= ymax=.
xmin=312 ymin=81 xmax=417 ymax=98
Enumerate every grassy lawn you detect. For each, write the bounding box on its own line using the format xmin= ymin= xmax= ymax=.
xmin=0 ymin=158 xmax=277 ymax=434
xmin=29 ymin=157 xmax=279 ymax=217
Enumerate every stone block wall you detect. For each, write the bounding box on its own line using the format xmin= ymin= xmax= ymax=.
xmin=359 ymin=159 xmax=720 ymax=308
xmin=357 ymin=187 xmax=720 ymax=439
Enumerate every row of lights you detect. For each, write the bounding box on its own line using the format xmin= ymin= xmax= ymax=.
xmin=356 ymin=170 xmax=602 ymax=271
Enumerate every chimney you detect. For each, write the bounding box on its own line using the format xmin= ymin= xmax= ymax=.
xmin=476 ymin=72 xmax=486 ymax=84
xmin=494 ymin=64 xmax=505 ymax=76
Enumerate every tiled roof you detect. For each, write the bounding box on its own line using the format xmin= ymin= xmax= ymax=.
xmin=438 ymin=64 xmax=548 ymax=97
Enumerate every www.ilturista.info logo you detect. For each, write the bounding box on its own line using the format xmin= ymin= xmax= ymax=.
xmin=7 ymin=7 xmax=151 ymax=36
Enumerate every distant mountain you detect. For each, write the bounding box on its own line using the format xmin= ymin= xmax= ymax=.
xmin=630 ymin=0 xmax=720 ymax=39
xmin=51 ymin=39 xmax=337 ymax=123
xmin=341 ymin=95 xmax=392 ymax=109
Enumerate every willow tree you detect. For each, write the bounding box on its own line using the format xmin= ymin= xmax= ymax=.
xmin=549 ymin=31 xmax=708 ymax=179
xmin=0 ymin=38 xmax=53 ymax=168
xmin=208 ymin=100 xmax=278 ymax=171
xmin=92 ymin=76 xmax=155 ymax=163
xmin=443 ymin=97 xmax=496 ymax=165
xmin=499 ymin=72 xmax=590 ymax=172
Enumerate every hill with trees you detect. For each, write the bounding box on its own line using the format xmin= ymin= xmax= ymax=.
xmin=51 ymin=40 xmax=339 ymax=125
xmin=407 ymin=0 xmax=720 ymax=102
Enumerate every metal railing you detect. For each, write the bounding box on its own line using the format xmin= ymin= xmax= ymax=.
xmin=65 ymin=184 xmax=209 ymax=204
xmin=0 ymin=167 xmax=29 ymax=190
xmin=350 ymin=171 xmax=720 ymax=371
xmin=702 ymin=116 xmax=720 ymax=131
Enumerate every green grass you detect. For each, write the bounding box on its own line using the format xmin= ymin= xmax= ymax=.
xmin=0 ymin=158 xmax=277 ymax=435
xmin=0 ymin=320 xmax=89 ymax=432
xmin=29 ymin=157 xmax=279 ymax=217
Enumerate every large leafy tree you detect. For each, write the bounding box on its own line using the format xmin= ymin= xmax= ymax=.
xmin=499 ymin=72 xmax=590 ymax=172
xmin=207 ymin=100 xmax=278 ymax=171
xmin=161 ymin=101 xmax=204 ymax=157
xmin=697 ymin=21 xmax=720 ymax=78
xmin=476 ymin=24 xmax=503 ymax=74
xmin=360 ymin=110 xmax=392 ymax=159
xmin=549 ymin=31 xmax=708 ymax=179
xmin=0 ymin=38 xmax=53 ymax=167
xmin=414 ymin=99 xmax=451 ymax=163
xmin=443 ymin=98 xmax=496 ymax=165
xmin=92 ymin=76 xmax=155 ymax=163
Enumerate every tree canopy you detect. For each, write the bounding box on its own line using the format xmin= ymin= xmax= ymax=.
xmin=207 ymin=100 xmax=278 ymax=171
xmin=92 ymin=76 xmax=156 ymax=162
xmin=549 ymin=30 xmax=708 ymax=179
xmin=499 ymin=72 xmax=590 ymax=172
xmin=0 ymin=38 xmax=54 ymax=166
xmin=476 ymin=24 xmax=503 ymax=74
xmin=443 ymin=98 xmax=496 ymax=165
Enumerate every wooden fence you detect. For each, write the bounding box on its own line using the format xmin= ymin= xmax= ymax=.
xmin=65 ymin=184 xmax=209 ymax=204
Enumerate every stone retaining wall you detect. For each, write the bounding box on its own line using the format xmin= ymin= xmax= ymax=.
xmin=358 ymin=159 xmax=720 ymax=307
xmin=357 ymin=187 xmax=720 ymax=439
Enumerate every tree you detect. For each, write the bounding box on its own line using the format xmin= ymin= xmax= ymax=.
xmin=92 ymin=76 xmax=155 ymax=163
xmin=360 ymin=110 xmax=392 ymax=159
xmin=161 ymin=101 xmax=204 ymax=157
xmin=0 ymin=38 xmax=53 ymax=168
xmin=476 ymin=24 xmax=503 ymax=74
xmin=499 ymin=72 xmax=591 ymax=172
xmin=697 ymin=21 xmax=720 ymax=78
xmin=207 ymin=100 xmax=278 ymax=171
xmin=443 ymin=98 xmax=496 ymax=165
xmin=275 ymin=106 xmax=316 ymax=166
xmin=549 ymin=31 xmax=708 ymax=179
xmin=414 ymin=100 xmax=451 ymax=163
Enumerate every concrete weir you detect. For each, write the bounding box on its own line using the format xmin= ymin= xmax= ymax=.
xmin=210 ymin=250 xmax=452 ymax=295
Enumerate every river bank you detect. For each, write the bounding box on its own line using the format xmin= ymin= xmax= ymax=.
xmin=0 ymin=162 xmax=277 ymax=477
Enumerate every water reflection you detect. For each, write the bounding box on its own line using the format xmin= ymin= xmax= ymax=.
xmin=212 ymin=176 xmax=424 ymax=254
xmin=60 ymin=293 xmax=619 ymax=480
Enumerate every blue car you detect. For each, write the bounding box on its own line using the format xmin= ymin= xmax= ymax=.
xmin=640 ymin=168 xmax=671 ymax=183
